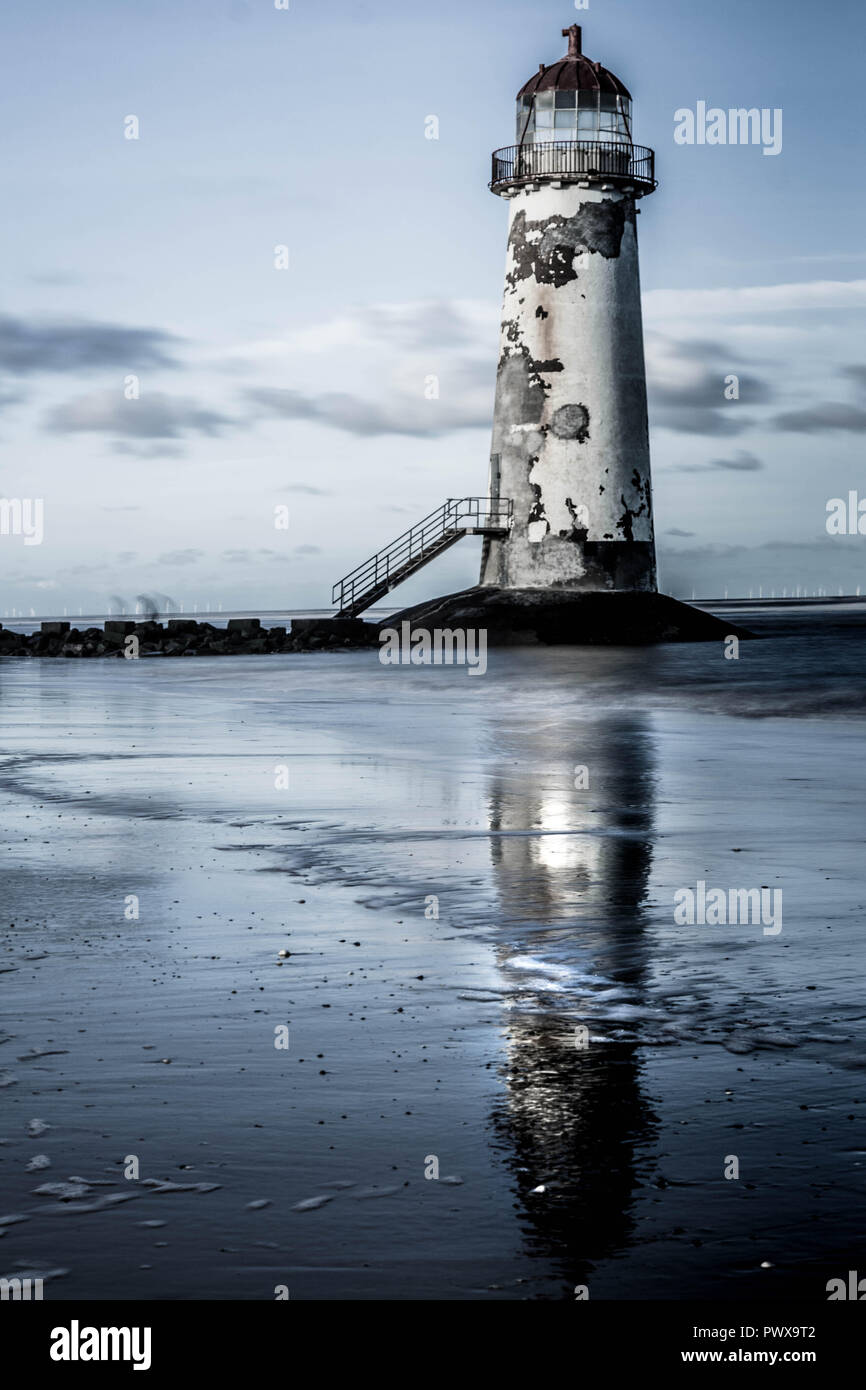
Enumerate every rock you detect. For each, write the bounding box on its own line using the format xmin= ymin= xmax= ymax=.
xmin=40 ymin=1192 xmax=142 ymax=1214
xmin=140 ymin=1179 xmax=221 ymax=1193
xmin=12 ymin=612 xmax=379 ymax=660
xmin=0 ymin=1265 xmax=68 ymax=1284
xmin=291 ymin=617 xmax=379 ymax=648
xmin=34 ymin=1181 xmax=91 ymax=1199
xmin=383 ymin=586 xmax=756 ymax=646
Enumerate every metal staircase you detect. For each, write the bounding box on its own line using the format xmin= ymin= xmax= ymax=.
xmin=332 ymin=496 xmax=513 ymax=618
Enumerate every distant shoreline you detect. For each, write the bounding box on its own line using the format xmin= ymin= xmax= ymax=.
xmin=3 ymin=595 xmax=864 ymax=636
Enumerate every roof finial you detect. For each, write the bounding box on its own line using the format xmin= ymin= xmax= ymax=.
xmin=562 ymin=24 xmax=582 ymax=58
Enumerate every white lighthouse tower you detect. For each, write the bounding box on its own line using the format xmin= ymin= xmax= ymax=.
xmin=480 ymin=23 xmax=658 ymax=594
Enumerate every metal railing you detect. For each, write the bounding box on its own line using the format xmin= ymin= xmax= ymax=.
xmin=332 ymin=496 xmax=513 ymax=617
xmin=490 ymin=140 xmax=656 ymax=195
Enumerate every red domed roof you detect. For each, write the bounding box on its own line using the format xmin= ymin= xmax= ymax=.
xmin=517 ymin=25 xmax=632 ymax=101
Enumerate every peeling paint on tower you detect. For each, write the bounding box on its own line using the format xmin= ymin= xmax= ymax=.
xmin=505 ymin=198 xmax=631 ymax=288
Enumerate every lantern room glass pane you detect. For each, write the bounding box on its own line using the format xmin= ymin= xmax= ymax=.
xmin=555 ymin=91 xmax=576 ymax=108
xmin=555 ymin=109 xmax=576 ymax=129
xmin=516 ymin=103 xmax=535 ymax=141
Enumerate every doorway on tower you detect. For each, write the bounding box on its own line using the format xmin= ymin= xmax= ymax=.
xmin=480 ymin=453 xmax=503 ymax=577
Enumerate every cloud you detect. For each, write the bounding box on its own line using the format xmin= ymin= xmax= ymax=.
xmin=0 ymin=381 xmax=26 ymax=409
xmin=353 ymin=300 xmax=485 ymax=353
xmin=46 ymin=391 xmax=235 ymax=439
xmin=658 ymin=535 xmax=866 ymax=599
xmin=0 ymin=314 xmax=180 ymax=375
xmin=112 ymin=441 xmax=187 ymax=458
xmin=772 ymin=403 xmax=866 ymax=433
xmin=227 ymin=299 xmax=495 ymax=365
xmin=247 ymin=384 xmax=490 ymax=438
xmin=156 ymin=549 xmax=204 ymax=566
xmin=281 ymin=484 xmax=332 ymax=496
xmin=709 ymin=450 xmax=763 ymax=471
xmin=646 ymin=336 xmax=772 ymax=436
xmin=294 ymin=544 xmax=321 ymax=554
xmin=27 ymin=271 xmax=86 ymax=287
xmin=671 ymin=449 xmax=764 ymax=473
xmin=214 ymin=548 xmax=295 ymax=564
xmin=645 ymin=279 xmax=866 ymax=322
xmin=665 ymin=527 xmax=695 ymax=536
xmin=226 ymin=301 xmax=496 ymax=437
xmin=842 ymin=365 xmax=866 ymax=391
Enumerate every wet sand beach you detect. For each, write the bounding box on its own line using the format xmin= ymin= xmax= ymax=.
xmin=1 ymin=604 xmax=864 ymax=1300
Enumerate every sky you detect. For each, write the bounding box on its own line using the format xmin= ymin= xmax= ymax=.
xmin=1 ymin=0 xmax=865 ymax=616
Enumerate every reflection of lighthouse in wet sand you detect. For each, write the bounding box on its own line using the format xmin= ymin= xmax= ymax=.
xmin=486 ymin=711 xmax=659 ymax=1285
xmin=482 ymin=23 xmax=658 ymax=594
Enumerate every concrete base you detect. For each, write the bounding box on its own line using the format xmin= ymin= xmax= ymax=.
xmin=384 ymin=586 xmax=754 ymax=646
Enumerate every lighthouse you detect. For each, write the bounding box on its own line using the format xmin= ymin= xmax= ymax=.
xmin=332 ymin=23 xmax=747 ymax=644
xmin=480 ymin=23 xmax=658 ymax=594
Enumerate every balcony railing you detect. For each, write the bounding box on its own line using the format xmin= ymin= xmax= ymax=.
xmin=490 ymin=141 xmax=656 ymax=196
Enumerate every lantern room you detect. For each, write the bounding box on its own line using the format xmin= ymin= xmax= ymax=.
xmin=514 ymin=25 xmax=633 ymax=147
